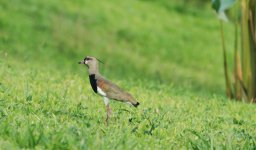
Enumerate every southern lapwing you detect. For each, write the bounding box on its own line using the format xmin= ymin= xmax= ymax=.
xmin=79 ymin=56 xmax=140 ymax=123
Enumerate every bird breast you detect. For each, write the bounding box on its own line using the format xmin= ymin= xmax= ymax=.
xmin=97 ymin=87 xmax=106 ymax=96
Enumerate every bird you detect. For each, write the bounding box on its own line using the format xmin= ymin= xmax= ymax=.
xmin=78 ymin=56 xmax=140 ymax=124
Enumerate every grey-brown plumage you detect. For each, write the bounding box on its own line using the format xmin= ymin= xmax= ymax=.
xmin=79 ymin=56 xmax=140 ymax=124
xmin=96 ymin=75 xmax=139 ymax=105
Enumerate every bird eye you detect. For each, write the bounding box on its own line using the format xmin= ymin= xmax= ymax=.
xmin=84 ymin=57 xmax=92 ymax=61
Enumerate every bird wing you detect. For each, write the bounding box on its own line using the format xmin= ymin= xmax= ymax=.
xmin=96 ymin=77 xmax=136 ymax=103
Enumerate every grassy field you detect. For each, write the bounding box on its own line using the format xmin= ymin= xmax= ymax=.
xmin=1 ymin=0 xmax=256 ymax=149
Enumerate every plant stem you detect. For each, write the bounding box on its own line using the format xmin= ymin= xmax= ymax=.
xmin=220 ymin=21 xmax=233 ymax=99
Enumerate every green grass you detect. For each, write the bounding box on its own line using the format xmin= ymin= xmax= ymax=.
xmin=0 ymin=0 xmax=256 ymax=149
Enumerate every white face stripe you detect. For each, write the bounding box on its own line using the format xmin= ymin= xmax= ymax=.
xmin=103 ymin=97 xmax=109 ymax=106
xmin=97 ymin=87 xmax=106 ymax=96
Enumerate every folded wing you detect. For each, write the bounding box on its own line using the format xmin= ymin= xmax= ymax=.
xmin=96 ymin=77 xmax=137 ymax=104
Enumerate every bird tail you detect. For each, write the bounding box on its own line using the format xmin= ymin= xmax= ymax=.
xmin=132 ymin=101 xmax=140 ymax=107
xmin=126 ymin=94 xmax=140 ymax=107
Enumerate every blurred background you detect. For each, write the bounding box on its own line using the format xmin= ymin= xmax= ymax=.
xmin=0 ymin=0 xmax=234 ymax=96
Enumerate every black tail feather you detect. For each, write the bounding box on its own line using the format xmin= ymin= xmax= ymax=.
xmin=133 ymin=102 xmax=140 ymax=107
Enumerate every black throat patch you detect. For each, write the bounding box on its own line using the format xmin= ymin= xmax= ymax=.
xmin=89 ymin=74 xmax=97 ymax=93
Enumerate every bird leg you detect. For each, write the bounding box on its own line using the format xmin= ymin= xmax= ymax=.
xmin=103 ymin=97 xmax=111 ymax=125
xmin=106 ymin=103 xmax=112 ymax=124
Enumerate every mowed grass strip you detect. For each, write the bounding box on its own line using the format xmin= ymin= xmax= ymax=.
xmin=0 ymin=56 xmax=256 ymax=149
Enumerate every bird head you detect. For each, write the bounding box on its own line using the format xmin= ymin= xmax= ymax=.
xmin=78 ymin=56 xmax=103 ymax=68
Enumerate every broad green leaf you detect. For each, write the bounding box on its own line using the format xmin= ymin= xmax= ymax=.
xmin=212 ymin=0 xmax=221 ymax=12
xmin=211 ymin=0 xmax=237 ymax=21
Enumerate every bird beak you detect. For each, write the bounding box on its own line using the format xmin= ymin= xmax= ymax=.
xmin=78 ymin=60 xmax=85 ymax=64
xmin=79 ymin=59 xmax=89 ymax=65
